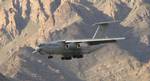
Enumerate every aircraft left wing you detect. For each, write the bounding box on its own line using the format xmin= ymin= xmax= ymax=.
xmin=65 ymin=37 xmax=125 ymax=45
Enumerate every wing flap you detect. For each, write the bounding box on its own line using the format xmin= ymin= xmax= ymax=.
xmin=87 ymin=39 xmax=116 ymax=45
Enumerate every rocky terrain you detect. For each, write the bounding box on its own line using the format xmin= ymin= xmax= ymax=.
xmin=0 ymin=0 xmax=150 ymax=81
xmin=0 ymin=73 xmax=16 ymax=81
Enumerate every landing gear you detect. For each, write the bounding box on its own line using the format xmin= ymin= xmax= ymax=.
xmin=48 ymin=56 xmax=53 ymax=59
xmin=73 ymin=55 xmax=83 ymax=58
xmin=61 ymin=55 xmax=83 ymax=60
xmin=61 ymin=56 xmax=72 ymax=60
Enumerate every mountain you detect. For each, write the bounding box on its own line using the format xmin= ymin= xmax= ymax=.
xmin=0 ymin=0 xmax=150 ymax=81
xmin=0 ymin=73 xmax=16 ymax=81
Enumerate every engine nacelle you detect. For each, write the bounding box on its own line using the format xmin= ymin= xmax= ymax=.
xmin=65 ymin=43 xmax=80 ymax=49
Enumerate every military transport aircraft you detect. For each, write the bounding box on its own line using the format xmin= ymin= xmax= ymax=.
xmin=32 ymin=21 xmax=125 ymax=60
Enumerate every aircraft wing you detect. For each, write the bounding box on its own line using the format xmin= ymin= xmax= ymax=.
xmin=65 ymin=37 xmax=125 ymax=45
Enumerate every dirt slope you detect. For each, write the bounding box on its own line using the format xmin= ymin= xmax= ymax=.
xmin=0 ymin=73 xmax=16 ymax=81
xmin=0 ymin=0 xmax=150 ymax=81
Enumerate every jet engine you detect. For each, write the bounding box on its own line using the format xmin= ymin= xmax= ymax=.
xmin=65 ymin=43 xmax=80 ymax=49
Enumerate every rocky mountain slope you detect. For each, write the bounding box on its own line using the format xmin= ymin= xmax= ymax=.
xmin=0 ymin=0 xmax=150 ymax=81
xmin=0 ymin=73 xmax=16 ymax=81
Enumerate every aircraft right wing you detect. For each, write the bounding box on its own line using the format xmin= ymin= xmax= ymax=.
xmin=65 ymin=37 xmax=125 ymax=45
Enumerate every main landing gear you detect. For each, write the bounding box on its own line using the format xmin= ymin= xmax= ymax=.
xmin=48 ymin=56 xmax=53 ymax=59
xmin=73 ymin=55 xmax=83 ymax=58
xmin=61 ymin=55 xmax=83 ymax=60
xmin=61 ymin=56 xmax=72 ymax=60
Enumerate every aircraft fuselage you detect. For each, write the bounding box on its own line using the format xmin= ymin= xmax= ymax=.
xmin=37 ymin=41 xmax=82 ymax=56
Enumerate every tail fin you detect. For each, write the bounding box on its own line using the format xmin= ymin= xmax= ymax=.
xmin=92 ymin=20 xmax=120 ymax=39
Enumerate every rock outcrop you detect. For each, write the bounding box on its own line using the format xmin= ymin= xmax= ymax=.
xmin=0 ymin=0 xmax=150 ymax=81
xmin=0 ymin=73 xmax=16 ymax=81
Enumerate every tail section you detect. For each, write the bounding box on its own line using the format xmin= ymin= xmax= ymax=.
xmin=92 ymin=20 xmax=120 ymax=39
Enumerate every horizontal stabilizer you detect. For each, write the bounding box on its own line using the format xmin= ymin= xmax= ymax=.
xmin=92 ymin=20 xmax=120 ymax=26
